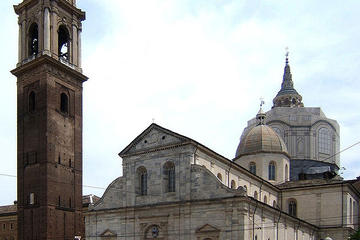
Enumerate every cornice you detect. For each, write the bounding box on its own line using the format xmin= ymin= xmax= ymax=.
xmin=14 ymin=0 xmax=85 ymax=21
xmin=11 ymin=54 xmax=88 ymax=83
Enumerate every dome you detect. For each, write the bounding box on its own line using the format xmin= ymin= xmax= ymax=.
xmin=235 ymin=123 xmax=288 ymax=158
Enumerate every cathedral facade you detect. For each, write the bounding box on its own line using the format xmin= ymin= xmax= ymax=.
xmin=85 ymin=58 xmax=359 ymax=240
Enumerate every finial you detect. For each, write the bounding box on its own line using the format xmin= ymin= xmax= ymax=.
xmin=285 ymin=47 xmax=289 ymax=65
xmin=260 ymin=97 xmax=265 ymax=108
xmin=256 ymin=98 xmax=266 ymax=125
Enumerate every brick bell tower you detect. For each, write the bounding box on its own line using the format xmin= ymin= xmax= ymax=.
xmin=11 ymin=0 xmax=87 ymax=239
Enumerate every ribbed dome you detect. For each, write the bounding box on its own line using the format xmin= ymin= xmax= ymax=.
xmin=235 ymin=124 xmax=288 ymax=158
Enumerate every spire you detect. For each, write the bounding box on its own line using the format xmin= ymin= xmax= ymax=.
xmin=280 ymin=50 xmax=296 ymax=95
xmin=272 ymin=49 xmax=304 ymax=108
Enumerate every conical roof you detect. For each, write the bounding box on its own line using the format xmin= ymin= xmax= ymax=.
xmin=272 ymin=53 xmax=303 ymax=108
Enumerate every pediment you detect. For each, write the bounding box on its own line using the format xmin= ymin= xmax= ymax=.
xmin=119 ymin=124 xmax=190 ymax=156
xmin=196 ymin=224 xmax=220 ymax=233
xmin=100 ymin=229 xmax=117 ymax=237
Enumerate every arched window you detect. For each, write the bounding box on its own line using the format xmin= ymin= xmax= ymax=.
xmin=268 ymin=161 xmax=276 ymax=180
xmin=58 ymin=25 xmax=70 ymax=61
xmin=289 ymin=199 xmax=297 ymax=217
xmin=28 ymin=23 xmax=38 ymax=57
xmin=254 ymin=191 xmax=258 ymax=200
xmin=145 ymin=225 xmax=161 ymax=239
xmin=273 ymin=200 xmax=277 ymax=208
xmin=217 ymin=173 xmax=223 ymax=182
xmin=243 ymin=185 xmax=248 ymax=193
xmin=285 ymin=164 xmax=289 ymax=181
xmin=60 ymin=93 xmax=69 ymax=114
xmin=137 ymin=167 xmax=147 ymax=196
xmin=249 ymin=162 xmax=256 ymax=175
xmin=163 ymin=161 xmax=175 ymax=192
xmin=231 ymin=180 xmax=236 ymax=189
xmin=29 ymin=91 xmax=36 ymax=112
xmin=263 ymin=195 xmax=267 ymax=204
xmin=319 ymin=127 xmax=331 ymax=154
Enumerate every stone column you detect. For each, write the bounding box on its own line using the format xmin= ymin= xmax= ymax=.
xmin=18 ymin=21 xmax=22 ymax=62
xmin=21 ymin=20 xmax=26 ymax=61
xmin=72 ymin=24 xmax=78 ymax=66
xmin=44 ymin=8 xmax=51 ymax=54
xmin=51 ymin=7 xmax=58 ymax=57
xmin=77 ymin=29 xmax=82 ymax=68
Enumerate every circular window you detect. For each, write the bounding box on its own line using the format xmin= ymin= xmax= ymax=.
xmin=151 ymin=226 xmax=159 ymax=238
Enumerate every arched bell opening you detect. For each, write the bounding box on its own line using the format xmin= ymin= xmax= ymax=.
xmin=58 ymin=25 xmax=70 ymax=61
xmin=28 ymin=23 xmax=39 ymax=57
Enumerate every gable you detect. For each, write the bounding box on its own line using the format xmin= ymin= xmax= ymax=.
xmin=100 ymin=229 xmax=117 ymax=237
xmin=120 ymin=124 xmax=191 ymax=156
xmin=196 ymin=224 xmax=220 ymax=233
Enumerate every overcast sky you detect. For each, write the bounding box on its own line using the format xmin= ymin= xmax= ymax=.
xmin=0 ymin=0 xmax=359 ymax=206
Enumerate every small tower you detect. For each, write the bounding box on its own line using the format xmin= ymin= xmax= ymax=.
xmin=11 ymin=0 xmax=87 ymax=239
xmin=273 ymin=50 xmax=304 ymax=108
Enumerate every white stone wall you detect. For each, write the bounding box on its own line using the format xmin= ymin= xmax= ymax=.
xmin=234 ymin=152 xmax=290 ymax=185
xmin=195 ymin=150 xmax=280 ymax=208
xmin=86 ymin=197 xmax=317 ymax=240
xmin=281 ymin=183 xmax=359 ymax=235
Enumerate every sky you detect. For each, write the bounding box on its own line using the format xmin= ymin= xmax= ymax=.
xmin=0 ymin=0 xmax=359 ymax=206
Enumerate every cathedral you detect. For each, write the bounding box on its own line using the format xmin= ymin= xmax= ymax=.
xmin=85 ymin=56 xmax=359 ymax=239
xmin=0 ymin=0 xmax=359 ymax=240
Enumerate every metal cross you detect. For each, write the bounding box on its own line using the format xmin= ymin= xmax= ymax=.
xmin=260 ymin=97 xmax=265 ymax=107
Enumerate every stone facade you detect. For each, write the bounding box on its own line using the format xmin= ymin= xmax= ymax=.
xmin=279 ymin=179 xmax=359 ymax=240
xmin=85 ymin=124 xmax=359 ymax=239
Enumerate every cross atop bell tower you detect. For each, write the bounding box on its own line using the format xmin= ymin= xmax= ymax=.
xmin=11 ymin=1 xmax=87 ymax=240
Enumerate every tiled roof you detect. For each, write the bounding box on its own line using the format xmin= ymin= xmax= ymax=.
xmin=82 ymin=194 xmax=100 ymax=207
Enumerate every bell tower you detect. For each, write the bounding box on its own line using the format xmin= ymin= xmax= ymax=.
xmin=11 ymin=0 xmax=87 ymax=240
